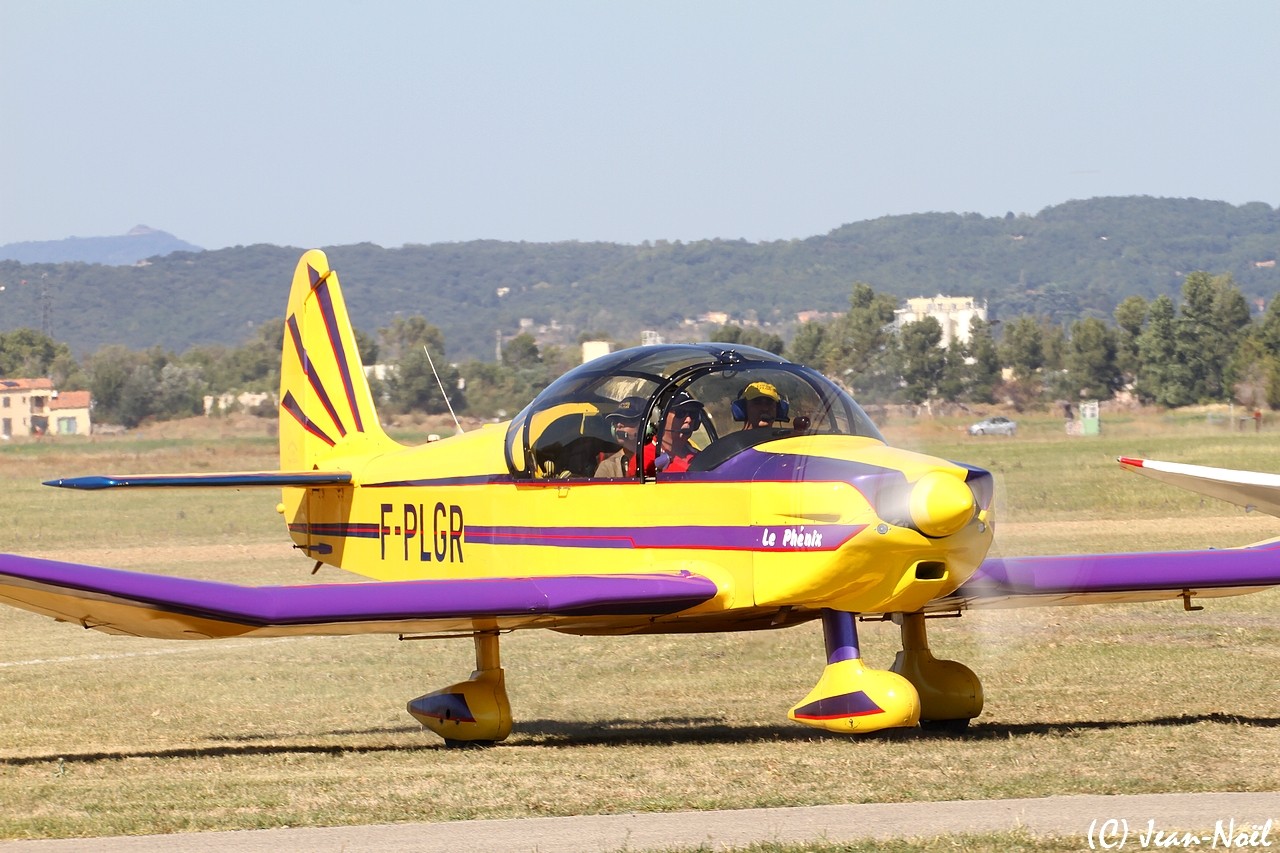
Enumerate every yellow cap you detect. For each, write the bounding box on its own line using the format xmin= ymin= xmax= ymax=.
xmin=742 ymin=381 xmax=780 ymax=402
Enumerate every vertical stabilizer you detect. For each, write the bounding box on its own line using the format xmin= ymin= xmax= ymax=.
xmin=279 ymin=250 xmax=399 ymax=471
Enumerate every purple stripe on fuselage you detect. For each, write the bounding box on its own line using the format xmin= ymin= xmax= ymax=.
xmin=309 ymin=268 xmax=364 ymax=434
xmin=672 ymin=448 xmax=910 ymax=509
xmin=466 ymin=524 xmax=865 ymax=552
xmin=287 ymin=313 xmax=348 ymax=438
xmin=959 ymin=540 xmax=1280 ymax=598
xmin=0 ymin=554 xmax=718 ymax=626
xmin=691 ymin=448 xmax=995 ymax=512
xmin=289 ymin=522 xmax=382 ymax=540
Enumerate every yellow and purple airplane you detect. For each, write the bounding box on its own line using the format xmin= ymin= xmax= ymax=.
xmin=2 ymin=250 xmax=1278 ymax=745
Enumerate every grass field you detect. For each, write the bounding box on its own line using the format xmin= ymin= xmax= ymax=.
xmin=1 ymin=411 xmax=1278 ymax=846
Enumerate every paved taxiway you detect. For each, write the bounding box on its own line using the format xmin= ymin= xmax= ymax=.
xmin=2 ymin=792 xmax=1275 ymax=851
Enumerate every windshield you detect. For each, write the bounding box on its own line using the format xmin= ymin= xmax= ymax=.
xmin=504 ymin=344 xmax=882 ymax=479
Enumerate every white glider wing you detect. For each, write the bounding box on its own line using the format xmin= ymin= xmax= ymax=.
xmin=1118 ymin=456 xmax=1280 ymax=519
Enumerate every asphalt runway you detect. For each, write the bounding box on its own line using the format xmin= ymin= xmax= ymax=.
xmin=1 ymin=792 xmax=1276 ymax=852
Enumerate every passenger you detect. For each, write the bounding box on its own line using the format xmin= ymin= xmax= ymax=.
xmin=737 ymin=381 xmax=784 ymax=430
xmin=630 ymin=390 xmax=703 ymax=475
xmin=595 ymin=396 xmax=646 ymax=478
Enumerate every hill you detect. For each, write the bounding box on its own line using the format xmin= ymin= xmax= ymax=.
xmin=0 ymin=225 xmax=202 ymax=266
xmin=0 ymin=197 xmax=1276 ymax=361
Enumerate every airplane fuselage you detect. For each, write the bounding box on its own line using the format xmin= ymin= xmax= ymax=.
xmin=283 ymin=427 xmax=995 ymax=634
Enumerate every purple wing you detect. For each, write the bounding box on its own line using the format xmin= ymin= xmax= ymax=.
xmin=0 ymin=554 xmax=719 ymax=640
xmin=926 ymin=540 xmax=1280 ymax=611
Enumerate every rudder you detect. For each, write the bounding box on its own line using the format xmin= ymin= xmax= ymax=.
xmin=279 ymin=250 xmax=398 ymax=472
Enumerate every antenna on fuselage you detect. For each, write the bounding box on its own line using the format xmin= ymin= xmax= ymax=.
xmin=424 ymin=345 xmax=464 ymax=434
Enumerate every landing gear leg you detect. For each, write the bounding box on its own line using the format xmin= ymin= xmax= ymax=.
xmin=889 ymin=611 xmax=983 ymax=731
xmin=789 ymin=609 xmax=921 ymax=734
xmin=407 ymin=631 xmax=513 ymax=746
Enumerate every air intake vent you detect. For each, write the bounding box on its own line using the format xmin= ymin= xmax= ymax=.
xmin=914 ymin=561 xmax=947 ymax=581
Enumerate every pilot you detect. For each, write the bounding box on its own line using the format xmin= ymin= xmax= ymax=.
xmin=595 ymin=396 xmax=646 ymax=478
xmin=735 ymin=381 xmax=786 ymax=430
xmin=630 ymin=390 xmax=703 ymax=475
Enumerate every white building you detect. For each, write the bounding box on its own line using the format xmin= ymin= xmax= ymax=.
xmin=581 ymin=340 xmax=612 ymax=363
xmin=894 ymin=295 xmax=986 ymax=348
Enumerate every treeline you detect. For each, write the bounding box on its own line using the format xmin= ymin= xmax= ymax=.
xmin=2 ymin=197 xmax=1277 ymax=363
xmin=792 ymin=271 xmax=1279 ymax=411
xmin=3 ymin=268 xmax=1276 ymax=428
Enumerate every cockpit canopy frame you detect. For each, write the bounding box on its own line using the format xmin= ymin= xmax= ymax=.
xmin=503 ymin=344 xmax=884 ymax=480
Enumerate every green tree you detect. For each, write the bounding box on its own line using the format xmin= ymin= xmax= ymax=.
xmin=1064 ymin=317 xmax=1120 ymax=399
xmin=937 ymin=339 xmax=969 ymax=402
xmin=1113 ymin=295 xmax=1148 ymax=384
xmin=116 ymin=364 xmax=159 ymax=428
xmin=1039 ymin=320 xmax=1067 ymax=374
xmin=709 ymin=324 xmax=785 ymax=356
xmin=1136 ymin=295 xmax=1191 ymax=406
xmin=0 ymin=328 xmax=72 ymax=378
xmin=1248 ymin=297 xmax=1280 ymax=408
xmin=820 ymin=283 xmax=900 ymax=400
xmin=378 ymin=317 xmax=462 ymax=415
xmin=1175 ymin=272 xmax=1250 ymax=402
xmin=898 ymin=318 xmax=945 ymax=404
xmin=354 ymin=327 xmax=380 ymax=366
xmin=963 ymin=317 xmax=1001 ymax=404
xmin=999 ymin=316 xmax=1044 ymax=382
xmin=788 ymin=321 xmax=827 ymax=367
xmin=1209 ymin=275 xmax=1253 ymax=398
xmin=378 ymin=315 xmax=441 ymax=362
xmin=386 ymin=347 xmax=465 ymax=415
xmin=1228 ymin=335 xmax=1276 ymax=410
xmin=999 ymin=315 xmax=1047 ymax=408
xmin=155 ymin=362 xmax=207 ymax=419
xmin=501 ymin=333 xmax=543 ymax=370
xmin=84 ymin=345 xmax=141 ymax=425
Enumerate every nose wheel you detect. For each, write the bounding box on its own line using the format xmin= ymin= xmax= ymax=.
xmin=790 ymin=609 xmax=983 ymax=734
xmin=789 ymin=610 xmax=920 ymax=733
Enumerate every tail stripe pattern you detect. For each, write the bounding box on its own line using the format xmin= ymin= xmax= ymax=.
xmin=285 ymin=314 xmax=348 ymax=438
xmin=310 ymin=266 xmax=366 ymax=433
xmin=281 ymin=391 xmax=338 ymax=447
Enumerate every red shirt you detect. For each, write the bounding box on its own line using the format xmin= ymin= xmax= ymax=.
xmin=628 ymin=441 xmax=696 ymax=475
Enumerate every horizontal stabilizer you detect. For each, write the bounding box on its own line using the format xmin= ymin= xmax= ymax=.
xmin=44 ymin=471 xmax=353 ymax=490
xmin=0 ymin=554 xmax=718 ymax=639
xmin=927 ymin=539 xmax=1280 ymax=611
xmin=1118 ymin=456 xmax=1280 ymax=518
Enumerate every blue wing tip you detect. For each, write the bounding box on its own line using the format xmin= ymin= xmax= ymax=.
xmin=44 ymin=476 xmax=114 ymax=490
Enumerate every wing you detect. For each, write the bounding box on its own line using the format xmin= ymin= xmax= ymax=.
xmin=925 ymin=540 xmax=1280 ymax=611
xmin=43 ymin=471 xmax=352 ymax=490
xmin=0 ymin=554 xmax=718 ymax=640
xmin=1118 ymin=456 xmax=1280 ymax=518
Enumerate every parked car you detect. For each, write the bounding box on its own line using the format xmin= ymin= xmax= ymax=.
xmin=969 ymin=416 xmax=1017 ymax=436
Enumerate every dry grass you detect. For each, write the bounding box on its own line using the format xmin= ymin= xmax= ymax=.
xmin=1 ymin=414 xmax=1278 ymax=842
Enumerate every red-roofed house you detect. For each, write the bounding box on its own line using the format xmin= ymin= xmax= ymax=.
xmin=49 ymin=390 xmax=93 ymax=436
xmin=0 ymin=379 xmax=92 ymax=438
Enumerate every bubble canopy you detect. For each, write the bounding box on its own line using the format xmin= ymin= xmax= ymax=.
xmin=504 ymin=344 xmax=884 ymax=479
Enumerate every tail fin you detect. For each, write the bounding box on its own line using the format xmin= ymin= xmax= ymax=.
xmin=280 ymin=250 xmax=400 ymax=470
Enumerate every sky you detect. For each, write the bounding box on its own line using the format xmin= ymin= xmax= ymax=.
xmin=2 ymin=1 xmax=1278 ymax=252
